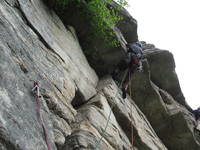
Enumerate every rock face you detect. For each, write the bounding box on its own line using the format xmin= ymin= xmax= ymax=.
xmin=61 ymin=77 xmax=167 ymax=150
xmin=0 ymin=0 xmax=200 ymax=150
xmin=51 ymin=0 xmax=138 ymax=76
xmin=131 ymin=46 xmax=199 ymax=150
xmin=145 ymin=49 xmax=191 ymax=111
xmin=0 ymin=0 xmax=97 ymax=149
xmin=110 ymin=1 xmax=138 ymax=43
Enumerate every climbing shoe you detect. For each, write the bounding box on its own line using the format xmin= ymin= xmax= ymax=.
xmin=122 ymin=88 xmax=126 ymax=99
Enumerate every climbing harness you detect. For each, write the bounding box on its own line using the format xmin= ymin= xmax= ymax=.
xmin=94 ymin=69 xmax=129 ymax=150
xmin=32 ymin=81 xmax=52 ymax=150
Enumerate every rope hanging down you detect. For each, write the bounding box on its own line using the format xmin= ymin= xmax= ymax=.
xmin=93 ymin=69 xmax=128 ymax=150
xmin=129 ymin=71 xmax=136 ymax=147
xmin=32 ymin=81 xmax=52 ymax=150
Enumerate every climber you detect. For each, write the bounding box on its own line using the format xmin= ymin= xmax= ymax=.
xmin=111 ymin=41 xmax=144 ymax=99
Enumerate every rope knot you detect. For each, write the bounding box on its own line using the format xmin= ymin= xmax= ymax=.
xmin=32 ymin=81 xmax=40 ymax=97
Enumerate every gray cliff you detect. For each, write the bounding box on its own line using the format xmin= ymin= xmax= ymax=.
xmin=0 ymin=0 xmax=199 ymax=150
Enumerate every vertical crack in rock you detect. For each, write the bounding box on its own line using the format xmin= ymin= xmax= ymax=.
xmin=15 ymin=0 xmax=65 ymax=63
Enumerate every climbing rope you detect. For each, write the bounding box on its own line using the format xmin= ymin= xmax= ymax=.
xmin=93 ymin=70 xmax=128 ymax=150
xmin=129 ymin=71 xmax=136 ymax=147
xmin=32 ymin=81 xmax=52 ymax=150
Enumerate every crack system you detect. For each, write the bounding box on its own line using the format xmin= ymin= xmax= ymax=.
xmin=15 ymin=0 xmax=65 ymax=63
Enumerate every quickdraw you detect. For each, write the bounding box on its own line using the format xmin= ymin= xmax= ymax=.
xmin=32 ymin=81 xmax=52 ymax=150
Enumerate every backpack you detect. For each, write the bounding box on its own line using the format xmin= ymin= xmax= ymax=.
xmin=127 ymin=43 xmax=143 ymax=59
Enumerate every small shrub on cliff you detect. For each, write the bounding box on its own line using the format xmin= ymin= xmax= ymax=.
xmin=44 ymin=0 xmax=128 ymax=47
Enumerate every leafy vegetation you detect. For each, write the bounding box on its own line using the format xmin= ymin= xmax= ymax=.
xmin=45 ymin=0 xmax=128 ymax=47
